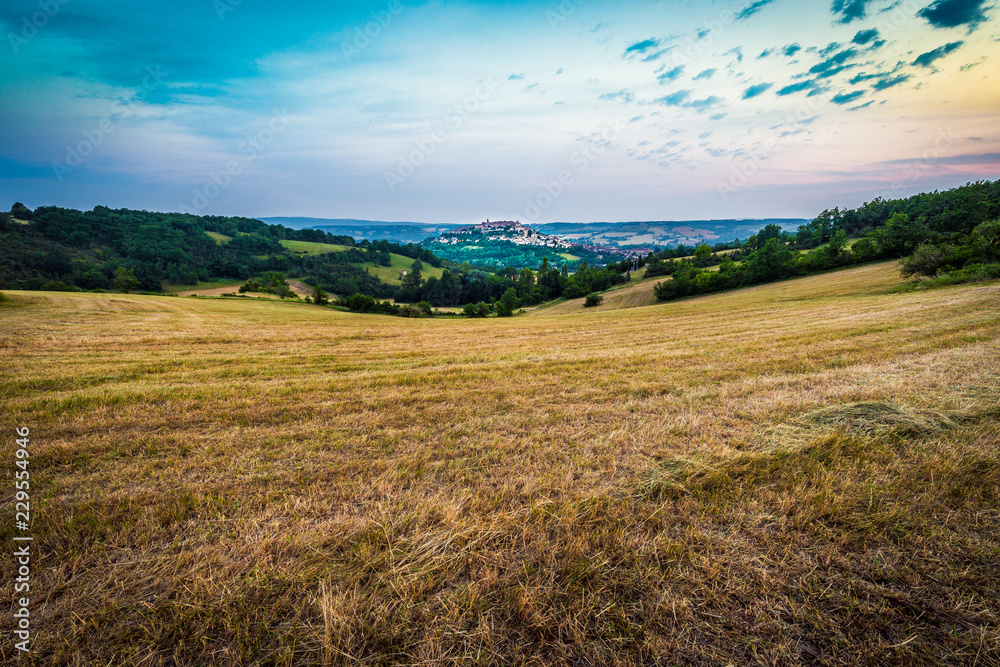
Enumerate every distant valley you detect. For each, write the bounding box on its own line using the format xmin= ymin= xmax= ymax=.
xmin=264 ymin=216 xmax=808 ymax=249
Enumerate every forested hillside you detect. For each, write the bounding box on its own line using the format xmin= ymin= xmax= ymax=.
xmin=648 ymin=180 xmax=1000 ymax=301
xmin=0 ymin=205 xmax=436 ymax=298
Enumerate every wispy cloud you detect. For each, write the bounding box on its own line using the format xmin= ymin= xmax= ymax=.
xmin=743 ymin=82 xmax=774 ymax=98
xmin=736 ymin=0 xmax=778 ymax=21
xmin=655 ymin=90 xmax=691 ymax=106
xmin=831 ymin=89 xmax=866 ymax=104
xmin=657 ymin=66 xmax=685 ymax=83
xmin=912 ymin=41 xmax=965 ymax=67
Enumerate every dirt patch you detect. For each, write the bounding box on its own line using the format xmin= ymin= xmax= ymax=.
xmin=177 ymin=279 xmax=314 ymax=298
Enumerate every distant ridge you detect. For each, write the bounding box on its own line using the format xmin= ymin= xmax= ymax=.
xmin=259 ymin=217 xmax=459 ymax=229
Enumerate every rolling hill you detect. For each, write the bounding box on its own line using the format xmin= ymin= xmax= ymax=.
xmin=3 ymin=260 xmax=999 ymax=664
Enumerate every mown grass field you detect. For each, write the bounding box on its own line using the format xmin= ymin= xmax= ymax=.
xmin=1 ymin=261 xmax=999 ymax=665
xmin=278 ymin=239 xmax=350 ymax=255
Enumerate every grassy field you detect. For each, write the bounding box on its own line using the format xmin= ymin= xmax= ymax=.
xmin=279 ymin=239 xmax=349 ymax=255
xmin=205 ymin=231 xmax=233 ymax=244
xmin=161 ymin=278 xmax=244 ymax=294
xmin=2 ymin=261 xmax=999 ymax=665
xmin=364 ymin=253 xmax=446 ymax=285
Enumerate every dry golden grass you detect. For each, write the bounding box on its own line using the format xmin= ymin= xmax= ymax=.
xmin=1 ymin=260 xmax=999 ymax=665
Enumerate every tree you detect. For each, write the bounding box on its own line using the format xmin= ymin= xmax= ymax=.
xmin=10 ymin=202 xmax=33 ymax=220
xmin=398 ymin=259 xmax=423 ymax=302
xmin=747 ymin=238 xmax=795 ymax=283
xmin=584 ymin=292 xmax=603 ymax=307
xmin=824 ymin=228 xmax=849 ymax=265
xmin=112 ymin=266 xmax=139 ymax=293
xmin=495 ymin=287 xmax=519 ymax=317
xmin=311 ymin=284 xmax=330 ymax=305
xmin=693 ymin=243 xmax=713 ymax=267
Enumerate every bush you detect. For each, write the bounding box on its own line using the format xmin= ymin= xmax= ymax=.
xmin=399 ymin=304 xmax=425 ymax=318
xmin=900 ymin=243 xmax=945 ymax=278
xmin=584 ymin=292 xmax=603 ymax=307
xmin=311 ymin=285 xmax=330 ymax=306
xmin=463 ymin=301 xmax=491 ymax=318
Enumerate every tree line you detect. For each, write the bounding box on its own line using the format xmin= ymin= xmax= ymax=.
xmin=650 ymin=180 xmax=1000 ymax=302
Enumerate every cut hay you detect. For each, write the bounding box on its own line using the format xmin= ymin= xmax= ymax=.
xmin=804 ymin=401 xmax=960 ymax=435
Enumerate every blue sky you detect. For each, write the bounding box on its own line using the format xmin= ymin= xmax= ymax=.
xmin=1 ymin=0 xmax=998 ymax=222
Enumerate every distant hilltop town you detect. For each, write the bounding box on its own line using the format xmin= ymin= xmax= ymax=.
xmin=437 ymin=220 xmax=649 ymax=258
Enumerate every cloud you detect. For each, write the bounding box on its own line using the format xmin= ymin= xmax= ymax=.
xmin=871 ymin=74 xmax=911 ymax=89
xmin=743 ymin=82 xmax=774 ymax=98
xmin=710 ymin=113 xmax=728 ymax=120
xmin=693 ymin=68 xmax=716 ymax=80
xmin=819 ymin=42 xmax=843 ymax=56
xmin=508 ymin=73 xmax=525 ymax=80
xmin=878 ymin=152 xmax=1000 ymax=166
xmin=852 ymin=28 xmax=881 ymax=44
xmin=724 ymin=47 xmax=745 ymax=63
xmin=625 ymin=38 xmax=662 ymax=55
xmin=831 ymin=90 xmax=866 ymax=104
xmin=831 ymin=0 xmax=875 ymax=23
xmin=960 ymin=57 xmax=987 ymax=70
xmin=657 ymin=66 xmax=685 ymax=83
xmin=736 ymin=0 xmax=778 ymax=20
xmin=600 ymin=89 xmax=635 ymax=103
xmin=809 ymin=48 xmax=861 ymax=74
xmin=911 ymin=41 xmax=964 ymax=66
xmin=655 ymin=90 xmax=692 ymax=106
xmin=917 ymin=0 xmax=991 ymax=31
xmin=777 ymin=80 xmax=816 ymax=95
xmin=783 ymin=43 xmax=803 ymax=57
xmin=685 ymin=95 xmax=725 ymax=110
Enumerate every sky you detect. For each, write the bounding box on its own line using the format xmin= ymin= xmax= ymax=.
xmin=0 ymin=0 xmax=998 ymax=223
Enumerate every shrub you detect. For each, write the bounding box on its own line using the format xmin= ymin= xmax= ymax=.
xmin=584 ymin=292 xmax=603 ymax=307
xmin=311 ymin=285 xmax=330 ymax=306
xmin=399 ymin=304 xmax=425 ymax=318
xmin=463 ymin=301 xmax=491 ymax=318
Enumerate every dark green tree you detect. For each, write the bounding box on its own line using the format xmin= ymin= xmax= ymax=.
xmin=747 ymin=238 xmax=795 ymax=283
xmin=495 ymin=287 xmax=519 ymax=317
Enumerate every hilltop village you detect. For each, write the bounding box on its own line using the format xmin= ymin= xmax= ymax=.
xmin=432 ymin=220 xmax=650 ymax=260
